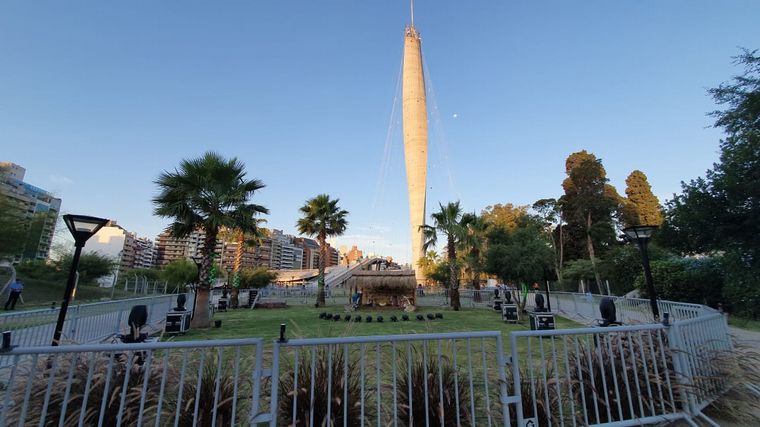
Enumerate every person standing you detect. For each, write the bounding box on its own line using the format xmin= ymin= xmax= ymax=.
xmin=4 ymin=280 xmax=24 ymax=310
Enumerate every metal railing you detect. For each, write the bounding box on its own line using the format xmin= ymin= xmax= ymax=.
xmin=548 ymin=291 xmax=715 ymax=324
xmin=269 ymin=331 xmax=510 ymax=426
xmin=0 ymin=338 xmax=266 ymax=426
xmin=0 ymin=287 xmax=735 ymax=426
xmin=0 ymin=294 xmax=182 ymax=350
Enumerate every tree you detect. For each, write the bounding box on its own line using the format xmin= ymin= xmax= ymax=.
xmin=460 ymin=212 xmax=488 ymax=292
xmin=480 ymin=203 xmax=528 ymax=231
xmin=221 ymin=219 xmax=268 ymax=307
xmin=531 ymin=198 xmax=565 ymax=282
xmin=421 ymin=201 xmax=467 ymax=310
xmin=161 ymin=259 xmax=198 ymax=288
xmin=559 ymin=150 xmax=619 ymax=292
xmin=55 ymin=251 xmax=116 ymax=285
xmin=484 ymin=217 xmax=554 ymax=311
xmin=296 ymin=194 xmax=348 ymax=307
xmin=417 ymin=250 xmax=440 ymax=284
xmin=239 ymin=267 xmax=277 ymax=289
xmin=621 ymin=170 xmax=663 ymax=228
xmin=0 ymin=194 xmax=27 ymax=260
xmin=153 ymin=152 xmax=267 ymax=328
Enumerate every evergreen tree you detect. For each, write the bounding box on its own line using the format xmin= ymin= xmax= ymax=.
xmin=558 ymin=150 xmax=619 ymax=292
xmin=621 ymin=170 xmax=663 ymax=227
xmin=480 ymin=203 xmax=528 ymax=231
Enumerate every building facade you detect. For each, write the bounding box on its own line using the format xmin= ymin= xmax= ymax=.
xmin=0 ymin=162 xmax=61 ymax=262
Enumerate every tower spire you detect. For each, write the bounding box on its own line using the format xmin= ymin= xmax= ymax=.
xmin=410 ymin=0 xmax=414 ymax=26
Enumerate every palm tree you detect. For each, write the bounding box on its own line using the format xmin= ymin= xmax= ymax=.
xmin=460 ymin=212 xmax=488 ymax=301
xmin=220 ymin=219 xmax=269 ymax=308
xmin=421 ymin=201 xmax=467 ymax=310
xmin=296 ymin=194 xmax=348 ymax=307
xmin=153 ymin=152 xmax=268 ymax=328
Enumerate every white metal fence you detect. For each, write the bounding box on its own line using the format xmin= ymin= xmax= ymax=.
xmin=0 ymin=294 xmax=183 ymax=350
xmin=270 ymin=331 xmax=509 ymax=426
xmin=0 ymin=289 xmax=735 ymax=426
xmin=0 ymin=338 xmax=266 ymax=426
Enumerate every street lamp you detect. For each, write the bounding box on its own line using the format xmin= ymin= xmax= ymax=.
xmin=623 ymin=225 xmax=659 ymax=321
xmin=53 ymin=214 xmax=109 ymax=346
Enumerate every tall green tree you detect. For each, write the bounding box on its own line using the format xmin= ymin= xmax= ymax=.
xmin=480 ymin=203 xmax=528 ymax=231
xmin=662 ymin=49 xmax=760 ymax=316
xmin=421 ymin=201 xmax=467 ymax=310
xmin=153 ymin=152 xmax=267 ymax=328
xmin=0 ymin=194 xmax=27 ymax=260
xmin=559 ymin=150 xmax=619 ymax=292
xmin=460 ymin=212 xmax=488 ymax=291
xmin=296 ymin=194 xmax=349 ymax=307
xmin=621 ymin=170 xmax=663 ymax=228
xmin=531 ymin=198 xmax=565 ymax=282
xmin=484 ymin=217 xmax=555 ymax=310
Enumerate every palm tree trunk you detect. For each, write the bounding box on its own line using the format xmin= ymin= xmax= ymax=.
xmin=231 ymin=232 xmax=244 ymax=308
xmin=586 ymin=212 xmax=602 ymax=293
xmin=191 ymin=228 xmax=218 ymax=328
xmin=317 ymin=230 xmax=327 ymax=306
xmin=448 ymin=236 xmax=460 ymax=311
xmin=471 ymin=248 xmax=482 ymax=302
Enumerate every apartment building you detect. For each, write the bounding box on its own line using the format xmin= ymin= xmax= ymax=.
xmin=0 ymin=162 xmax=61 ymax=262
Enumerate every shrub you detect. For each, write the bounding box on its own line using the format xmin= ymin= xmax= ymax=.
xmin=7 ymin=353 xmax=167 ymax=425
xmin=277 ymin=346 xmax=370 ymax=425
xmin=634 ymin=257 xmax=723 ymax=307
xmin=566 ymin=331 xmax=682 ymax=424
xmin=170 ymin=358 xmax=244 ymax=426
xmin=396 ymin=349 xmax=472 ymax=426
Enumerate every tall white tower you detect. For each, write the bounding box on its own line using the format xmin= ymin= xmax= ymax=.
xmin=401 ymin=2 xmax=428 ymax=283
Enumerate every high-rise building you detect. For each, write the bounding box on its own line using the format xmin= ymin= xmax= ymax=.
xmin=154 ymin=229 xmax=223 ymax=267
xmin=342 ymin=245 xmax=364 ymax=265
xmin=0 ymin=162 xmax=61 ymax=262
xmin=401 ymin=8 xmax=428 ymax=282
xmin=269 ymin=229 xmax=303 ymax=270
xmin=83 ymin=220 xmax=156 ymax=285
xmin=294 ymin=237 xmax=320 ymax=269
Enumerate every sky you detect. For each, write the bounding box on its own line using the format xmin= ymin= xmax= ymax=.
xmin=2 ymin=1 xmax=759 ymax=264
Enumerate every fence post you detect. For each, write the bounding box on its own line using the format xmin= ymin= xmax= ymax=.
xmin=666 ymin=322 xmax=697 ymax=417
xmin=268 ymin=341 xmax=281 ymax=426
xmin=510 ymin=332 xmax=524 ymax=426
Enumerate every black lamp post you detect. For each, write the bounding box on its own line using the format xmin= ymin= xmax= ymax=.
xmin=623 ymin=225 xmax=659 ymax=321
xmin=52 ymin=214 xmax=109 ymax=346
xmin=191 ymin=256 xmax=202 ymax=320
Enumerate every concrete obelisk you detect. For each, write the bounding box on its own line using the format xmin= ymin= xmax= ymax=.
xmin=402 ymin=2 xmax=428 ymax=283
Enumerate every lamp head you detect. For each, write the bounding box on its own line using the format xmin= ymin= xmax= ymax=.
xmin=622 ymin=225 xmax=658 ymax=243
xmin=63 ymin=214 xmax=109 ymax=247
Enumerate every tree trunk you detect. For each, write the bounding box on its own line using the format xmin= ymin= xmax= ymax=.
xmin=316 ymin=230 xmax=327 ymax=307
xmin=586 ymin=212 xmax=602 ymax=293
xmin=191 ymin=287 xmax=211 ymax=328
xmin=471 ymin=248 xmax=482 ymax=302
xmin=191 ymin=228 xmax=218 ymax=328
xmin=448 ymin=236 xmax=460 ymax=311
xmin=230 ymin=287 xmax=239 ymax=309
xmin=231 ymin=232 xmax=244 ymax=308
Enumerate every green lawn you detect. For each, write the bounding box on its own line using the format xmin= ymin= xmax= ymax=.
xmin=174 ymin=304 xmax=580 ymax=342
xmin=4 ymin=277 xmax=141 ymax=311
xmin=728 ymin=315 xmax=760 ymax=332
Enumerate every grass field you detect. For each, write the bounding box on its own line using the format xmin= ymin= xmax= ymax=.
xmin=174 ymin=304 xmax=580 ymax=342
xmin=2 ymin=277 xmax=140 ymax=311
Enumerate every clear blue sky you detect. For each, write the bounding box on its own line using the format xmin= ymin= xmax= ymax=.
xmin=2 ymin=1 xmax=758 ymax=263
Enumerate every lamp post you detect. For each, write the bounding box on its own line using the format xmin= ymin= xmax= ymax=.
xmin=225 ymin=265 xmax=233 ymax=289
xmin=53 ymin=214 xmax=109 ymax=346
xmin=623 ymin=225 xmax=659 ymax=321
xmin=191 ymin=256 xmax=202 ymax=320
